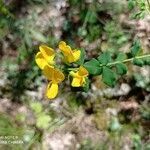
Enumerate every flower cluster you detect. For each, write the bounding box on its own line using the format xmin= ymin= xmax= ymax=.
xmin=35 ymin=41 xmax=89 ymax=99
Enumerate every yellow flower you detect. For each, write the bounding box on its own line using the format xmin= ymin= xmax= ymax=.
xmin=35 ymin=45 xmax=55 ymax=69
xmin=70 ymin=66 xmax=88 ymax=87
xmin=59 ymin=41 xmax=81 ymax=63
xmin=43 ymin=65 xmax=65 ymax=99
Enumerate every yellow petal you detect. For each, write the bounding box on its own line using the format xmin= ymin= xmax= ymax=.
xmin=59 ymin=41 xmax=74 ymax=61
xmin=46 ymin=83 xmax=58 ymax=99
xmin=53 ymin=68 xmax=65 ymax=83
xmin=64 ymin=50 xmax=76 ymax=63
xmin=43 ymin=65 xmax=54 ymax=80
xmin=39 ymin=45 xmax=55 ymax=64
xmin=43 ymin=65 xmax=65 ymax=83
xmin=71 ymin=77 xmax=82 ymax=87
xmin=35 ymin=52 xmax=48 ymax=69
xmin=64 ymin=48 xmax=78 ymax=63
xmin=67 ymin=55 xmax=76 ymax=63
xmin=59 ymin=41 xmax=81 ymax=63
xmin=59 ymin=41 xmax=67 ymax=50
xmin=72 ymin=50 xmax=81 ymax=62
xmin=61 ymin=45 xmax=72 ymax=56
xmin=78 ymin=66 xmax=88 ymax=76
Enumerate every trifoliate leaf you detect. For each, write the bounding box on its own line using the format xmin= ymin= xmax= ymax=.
xmin=116 ymin=63 xmax=127 ymax=75
xmin=98 ymin=52 xmax=112 ymax=65
xmin=102 ymin=66 xmax=117 ymax=87
xmin=84 ymin=58 xmax=102 ymax=75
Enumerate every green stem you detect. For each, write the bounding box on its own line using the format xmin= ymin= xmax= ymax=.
xmin=147 ymin=0 xmax=150 ymax=11
xmin=68 ymin=54 xmax=150 ymax=71
xmin=67 ymin=68 xmax=78 ymax=71
xmin=82 ymin=11 xmax=89 ymax=29
xmin=100 ymin=54 xmax=150 ymax=67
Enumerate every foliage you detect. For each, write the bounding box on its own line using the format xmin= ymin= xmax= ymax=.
xmin=0 ymin=0 xmax=150 ymax=149
xmin=30 ymin=102 xmax=52 ymax=129
xmin=83 ymin=40 xmax=149 ymax=87
xmin=132 ymin=134 xmax=150 ymax=150
xmin=128 ymin=0 xmax=150 ymax=18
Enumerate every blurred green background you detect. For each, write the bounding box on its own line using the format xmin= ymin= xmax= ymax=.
xmin=0 ymin=0 xmax=150 ymax=149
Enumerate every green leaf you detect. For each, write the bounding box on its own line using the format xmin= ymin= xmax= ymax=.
xmin=116 ymin=63 xmax=127 ymax=75
xmin=132 ymin=134 xmax=142 ymax=150
xmin=116 ymin=52 xmax=127 ymax=61
xmin=102 ymin=66 xmax=117 ymax=87
xmin=143 ymin=57 xmax=150 ymax=65
xmin=30 ymin=102 xmax=42 ymax=114
xmin=30 ymin=30 xmax=47 ymax=43
xmin=128 ymin=0 xmax=136 ymax=10
xmin=109 ymin=117 xmax=121 ymax=132
xmin=76 ymin=48 xmax=86 ymax=65
xmin=83 ymin=78 xmax=90 ymax=92
xmin=84 ymin=58 xmax=102 ymax=75
xmin=131 ymin=40 xmax=141 ymax=56
xmin=78 ymin=27 xmax=87 ymax=37
xmin=87 ymin=10 xmax=97 ymax=24
xmin=98 ymin=52 xmax=112 ymax=65
xmin=88 ymin=25 xmax=102 ymax=41
xmin=133 ymin=58 xmax=144 ymax=67
xmin=24 ymin=33 xmax=32 ymax=47
xmin=36 ymin=113 xmax=51 ymax=129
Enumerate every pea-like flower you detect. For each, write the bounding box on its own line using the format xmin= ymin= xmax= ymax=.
xmin=43 ymin=65 xmax=65 ymax=99
xmin=35 ymin=45 xmax=55 ymax=69
xmin=59 ymin=41 xmax=81 ymax=63
xmin=70 ymin=66 xmax=89 ymax=87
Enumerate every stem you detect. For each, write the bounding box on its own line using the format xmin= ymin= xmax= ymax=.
xmin=147 ymin=0 xmax=150 ymax=11
xmin=82 ymin=11 xmax=89 ymax=29
xmin=100 ymin=54 xmax=150 ymax=67
xmin=68 ymin=54 xmax=150 ymax=71
xmin=67 ymin=68 xmax=78 ymax=71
